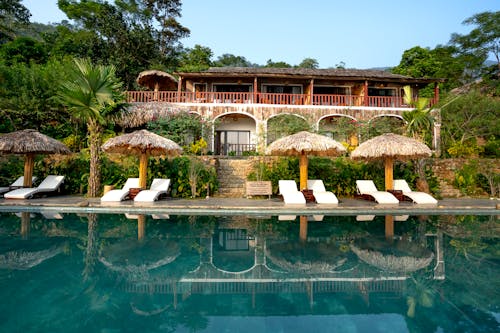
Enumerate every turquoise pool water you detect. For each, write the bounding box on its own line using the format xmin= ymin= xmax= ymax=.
xmin=0 ymin=212 xmax=498 ymax=332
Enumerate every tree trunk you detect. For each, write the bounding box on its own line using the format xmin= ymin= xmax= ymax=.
xmin=87 ymin=120 xmax=102 ymax=197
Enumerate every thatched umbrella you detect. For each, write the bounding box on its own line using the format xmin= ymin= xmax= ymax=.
xmin=266 ymin=131 xmax=346 ymax=190
xmin=0 ymin=129 xmax=71 ymax=187
xmin=350 ymin=133 xmax=432 ymax=190
xmin=102 ymin=129 xmax=182 ymax=189
xmin=136 ymin=70 xmax=178 ymax=92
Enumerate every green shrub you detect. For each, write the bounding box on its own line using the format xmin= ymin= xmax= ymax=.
xmin=453 ymin=160 xmax=486 ymax=196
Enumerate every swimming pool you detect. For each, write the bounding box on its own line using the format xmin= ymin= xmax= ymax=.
xmin=0 ymin=212 xmax=498 ymax=332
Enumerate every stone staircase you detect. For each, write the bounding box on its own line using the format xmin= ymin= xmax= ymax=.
xmin=215 ymin=159 xmax=253 ymax=197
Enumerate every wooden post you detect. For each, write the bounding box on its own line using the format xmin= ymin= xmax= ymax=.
xmin=364 ymin=80 xmax=369 ymax=106
xmin=23 ymin=153 xmax=35 ymax=187
xmin=138 ymin=153 xmax=149 ymax=189
xmin=299 ymin=152 xmax=308 ymax=190
xmin=384 ymin=157 xmax=394 ymax=190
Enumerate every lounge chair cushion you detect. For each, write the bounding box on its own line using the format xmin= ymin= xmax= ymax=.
xmin=134 ymin=178 xmax=170 ymax=202
xmin=307 ymin=179 xmax=338 ymax=204
xmin=393 ymin=179 xmax=438 ymax=204
xmin=356 ymin=180 xmax=399 ymax=204
xmin=101 ymin=178 xmax=140 ymax=202
xmin=0 ymin=176 xmax=37 ymax=195
xmin=278 ymin=180 xmax=306 ymax=204
xmin=4 ymin=175 xmax=65 ymax=199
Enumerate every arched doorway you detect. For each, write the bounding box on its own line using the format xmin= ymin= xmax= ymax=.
xmin=214 ymin=113 xmax=257 ymax=156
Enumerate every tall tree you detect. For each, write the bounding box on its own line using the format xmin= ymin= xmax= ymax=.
xmin=296 ymin=58 xmax=319 ymax=69
xmin=450 ymin=11 xmax=500 ymax=77
xmin=213 ymin=53 xmax=253 ymax=67
xmin=57 ymin=0 xmax=190 ymax=87
xmin=177 ymin=44 xmax=213 ymax=72
xmin=58 ymin=58 xmax=124 ymax=197
xmin=0 ymin=0 xmax=30 ymax=43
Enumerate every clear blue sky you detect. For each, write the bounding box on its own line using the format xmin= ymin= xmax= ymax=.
xmin=23 ymin=0 xmax=499 ymax=69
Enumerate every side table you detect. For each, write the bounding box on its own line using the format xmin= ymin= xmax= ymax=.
xmin=301 ymin=189 xmax=316 ymax=203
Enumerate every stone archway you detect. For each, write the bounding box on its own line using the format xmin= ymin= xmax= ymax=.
xmin=318 ymin=114 xmax=359 ymax=147
xmin=266 ymin=113 xmax=310 ymax=145
xmin=213 ymin=112 xmax=258 ymax=156
xmin=363 ymin=115 xmax=405 ymax=140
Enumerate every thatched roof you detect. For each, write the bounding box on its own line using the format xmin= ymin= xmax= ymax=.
xmin=0 ymin=129 xmax=71 ymax=155
xmin=350 ymin=133 xmax=432 ymax=161
xmin=266 ymin=131 xmax=346 ymax=156
xmin=102 ymin=130 xmax=183 ymax=156
xmin=176 ymin=67 xmax=443 ymax=84
xmin=136 ymin=70 xmax=178 ymax=91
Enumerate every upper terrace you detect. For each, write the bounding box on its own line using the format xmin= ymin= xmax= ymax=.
xmin=126 ymin=67 xmax=442 ymax=108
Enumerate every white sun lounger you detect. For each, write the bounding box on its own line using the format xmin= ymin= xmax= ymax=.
xmin=0 ymin=176 xmax=37 ymax=195
xmin=307 ymin=179 xmax=338 ymax=204
xmin=4 ymin=175 xmax=65 ymax=199
xmin=101 ymin=178 xmax=140 ymax=202
xmin=134 ymin=178 xmax=170 ymax=202
xmin=393 ymin=179 xmax=438 ymax=205
xmin=356 ymin=180 xmax=399 ymax=204
xmin=278 ymin=180 xmax=306 ymax=205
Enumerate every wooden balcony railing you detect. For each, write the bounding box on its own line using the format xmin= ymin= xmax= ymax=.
xmin=126 ymin=91 xmax=436 ymax=108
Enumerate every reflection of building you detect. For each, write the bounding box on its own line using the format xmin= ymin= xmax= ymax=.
xmin=125 ymin=67 xmax=443 ymax=155
xmin=120 ymin=228 xmax=444 ymax=310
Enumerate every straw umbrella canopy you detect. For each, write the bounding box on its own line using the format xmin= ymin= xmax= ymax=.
xmin=101 ymin=129 xmax=182 ymax=189
xmin=350 ymin=133 xmax=432 ymax=190
xmin=0 ymin=129 xmax=71 ymax=187
xmin=136 ymin=70 xmax=178 ymax=91
xmin=266 ymin=131 xmax=346 ymax=190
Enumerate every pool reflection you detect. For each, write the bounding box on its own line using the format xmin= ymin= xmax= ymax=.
xmin=0 ymin=212 xmax=498 ymax=332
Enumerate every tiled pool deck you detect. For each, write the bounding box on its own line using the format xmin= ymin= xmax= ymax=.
xmin=0 ymin=195 xmax=498 ymax=216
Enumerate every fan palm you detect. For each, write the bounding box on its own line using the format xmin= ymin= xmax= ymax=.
xmin=402 ymin=86 xmax=434 ymax=143
xmin=58 ymin=59 xmax=124 ymax=197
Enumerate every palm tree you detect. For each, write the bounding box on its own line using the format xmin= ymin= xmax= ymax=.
xmin=402 ymin=86 xmax=434 ymax=143
xmin=58 ymin=59 xmax=124 ymax=197
xmin=402 ymin=86 xmax=435 ymax=191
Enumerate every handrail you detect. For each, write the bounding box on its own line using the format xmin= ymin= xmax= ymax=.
xmin=125 ymin=91 xmax=436 ymax=107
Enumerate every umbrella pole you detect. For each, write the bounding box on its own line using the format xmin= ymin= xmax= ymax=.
xmin=137 ymin=215 xmax=146 ymax=241
xmin=139 ymin=153 xmax=149 ymax=189
xmin=299 ymin=152 xmax=308 ymax=190
xmin=23 ymin=153 xmax=35 ymax=187
xmin=384 ymin=157 xmax=394 ymax=191
xmin=299 ymin=215 xmax=308 ymax=243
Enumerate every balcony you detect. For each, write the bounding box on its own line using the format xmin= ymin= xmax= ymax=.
xmin=126 ymin=91 xmax=437 ymax=108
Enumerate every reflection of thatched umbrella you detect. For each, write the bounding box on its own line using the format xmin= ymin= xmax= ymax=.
xmin=99 ymin=238 xmax=180 ymax=274
xmin=0 ymin=129 xmax=71 ymax=187
xmin=350 ymin=238 xmax=434 ymax=273
xmin=351 ymin=133 xmax=432 ymax=190
xmin=102 ymin=129 xmax=182 ymax=189
xmin=265 ymin=241 xmax=347 ymax=273
xmin=266 ymin=131 xmax=346 ymax=190
xmin=136 ymin=70 xmax=178 ymax=91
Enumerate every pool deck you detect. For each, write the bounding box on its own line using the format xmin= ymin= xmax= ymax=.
xmin=0 ymin=195 xmax=498 ymax=216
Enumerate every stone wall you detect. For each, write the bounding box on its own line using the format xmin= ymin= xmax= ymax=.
xmin=430 ymin=158 xmax=500 ymax=198
xmin=213 ymin=157 xmax=500 ymax=199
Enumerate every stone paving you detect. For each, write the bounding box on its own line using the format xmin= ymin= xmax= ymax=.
xmin=0 ymin=195 xmax=498 ymax=216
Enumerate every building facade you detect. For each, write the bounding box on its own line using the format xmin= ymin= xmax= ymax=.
xmin=125 ymin=67 xmax=443 ymax=155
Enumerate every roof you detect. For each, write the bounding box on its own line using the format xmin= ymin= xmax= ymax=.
xmin=175 ymin=67 xmax=443 ymax=84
